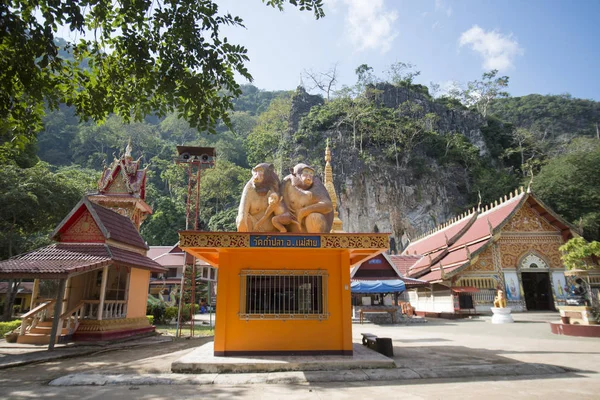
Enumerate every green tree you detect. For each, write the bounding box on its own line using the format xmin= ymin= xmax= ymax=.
xmin=0 ymin=0 xmax=324 ymax=158
xmin=559 ymin=237 xmax=600 ymax=271
xmin=463 ymin=70 xmax=510 ymax=118
xmin=245 ymin=96 xmax=293 ymax=172
xmin=533 ymin=138 xmax=600 ymax=241
xmin=0 ymin=163 xmax=92 ymax=259
xmin=140 ymin=196 xmax=186 ymax=246
xmin=386 ymin=62 xmax=421 ymax=88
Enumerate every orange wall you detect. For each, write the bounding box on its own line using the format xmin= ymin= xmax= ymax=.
xmin=127 ymin=268 xmax=150 ymax=318
xmin=215 ymin=248 xmax=352 ymax=354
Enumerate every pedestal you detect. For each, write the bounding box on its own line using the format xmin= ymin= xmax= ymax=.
xmin=558 ymin=306 xmax=597 ymax=325
xmin=491 ymin=307 xmax=514 ymax=324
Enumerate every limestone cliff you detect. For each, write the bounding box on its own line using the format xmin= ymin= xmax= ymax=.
xmin=287 ymin=85 xmax=486 ymax=251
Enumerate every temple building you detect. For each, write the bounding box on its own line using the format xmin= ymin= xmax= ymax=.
xmin=89 ymin=140 xmax=152 ymax=229
xmin=401 ymin=186 xmax=592 ymax=315
xmin=0 ymin=144 xmax=164 ymax=347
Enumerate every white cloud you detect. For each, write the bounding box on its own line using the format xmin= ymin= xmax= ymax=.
xmin=435 ymin=0 xmax=453 ymax=17
xmin=342 ymin=0 xmax=398 ymax=54
xmin=459 ymin=25 xmax=524 ymax=70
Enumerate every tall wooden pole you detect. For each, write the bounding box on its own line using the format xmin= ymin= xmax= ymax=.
xmin=48 ymin=278 xmax=66 ymax=351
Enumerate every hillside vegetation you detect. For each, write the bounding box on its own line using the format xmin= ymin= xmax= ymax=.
xmin=1 ymin=68 xmax=600 ymax=259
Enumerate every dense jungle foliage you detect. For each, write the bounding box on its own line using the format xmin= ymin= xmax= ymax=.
xmin=1 ymin=66 xmax=599 ymax=260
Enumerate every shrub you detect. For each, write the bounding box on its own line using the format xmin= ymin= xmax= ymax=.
xmin=151 ymin=303 xmax=166 ymax=325
xmin=0 ymin=320 xmax=21 ymax=337
xmin=146 ymin=315 xmax=154 ymax=325
xmin=165 ymin=306 xmax=178 ymax=323
xmin=181 ymin=304 xmax=199 ymax=322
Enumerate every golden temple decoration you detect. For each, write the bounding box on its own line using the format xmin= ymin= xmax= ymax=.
xmin=77 ymin=317 xmax=150 ymax=332
xmin=324 ymin=139 xmax=344 ymax=233
xmin=501 ymin=205 xmax=558 ymax=233
xmin=60 ymin=211 xmax=104 ymax=242
xmin=178 ymin=232 xmax=389 ymax=250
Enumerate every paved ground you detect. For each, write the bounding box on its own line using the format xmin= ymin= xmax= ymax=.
xmin=1 ymin=311 xmax=599 ymax=399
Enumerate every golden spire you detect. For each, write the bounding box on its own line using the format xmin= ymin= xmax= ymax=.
xmin=324 ymin=139 xmax=344 ymax=233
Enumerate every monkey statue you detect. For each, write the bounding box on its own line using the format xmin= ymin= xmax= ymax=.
xmin=255 ymin=191 xmax=302 ymax=233
xmin=236 ymin=163 xmax=280 ymax=232
xmin=282 ymin=163 xmax=333 ymax=233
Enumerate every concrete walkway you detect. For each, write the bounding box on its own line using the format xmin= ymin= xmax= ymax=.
xmin=1 ymin=312 xmax=599 ymax=399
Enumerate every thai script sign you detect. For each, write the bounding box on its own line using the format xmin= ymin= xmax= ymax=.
xmin=249 ymin=235 xmax=321 ymax=248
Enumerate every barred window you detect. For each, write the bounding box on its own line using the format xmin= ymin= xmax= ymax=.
xmin=239 ymin=270 xmax=328 ymax=320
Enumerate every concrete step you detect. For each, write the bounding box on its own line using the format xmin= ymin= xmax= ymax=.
xmin=29 ymin=326 xmax=70 ymax=335
xmin=16 ymin=333 xmax=59 ymax=345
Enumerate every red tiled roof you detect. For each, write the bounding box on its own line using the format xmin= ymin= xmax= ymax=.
xmin=415 ymin=264 xmax=463 ymax=282
xmin=402 ymin=213 xmax=476 ymax=256
xmin=88 ymin=201 xmax=148 ymax=249
xmin=389 ymin=255 xmax=421 ymax=276
xmin=433 ymin=241 xmax=488 ymax=270
xmin=153 ymin=253 xmax=184 ymax=267
xmin=52 ymin=197 xmax=148 ymax=250
xmin=450 ymin=194 xmax=523 ymax=249
xmin=401 ymin=277 xmax=430 ymax=288
xmin=108 ymin=246 xmax=165 ymax=272
xmin=147 ymin=246 xmax=176 ymax=259
xmin=0 ymin=243 xmax=165 ymax=279
xmin=408 ymin=249 xmax=445 ymax=276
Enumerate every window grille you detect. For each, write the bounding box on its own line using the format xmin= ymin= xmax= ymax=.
xmin=239 ymin=269 xmax=328 ymax=320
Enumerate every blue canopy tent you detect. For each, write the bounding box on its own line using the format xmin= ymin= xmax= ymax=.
xmin=351 ymin=279 xmax=406 ymax=294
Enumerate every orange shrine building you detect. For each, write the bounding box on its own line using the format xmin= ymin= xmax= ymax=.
xmin=401 ymin=186 xmax=599 ymax=315
xmin=178 ymin=232 xmax=389 ymax=355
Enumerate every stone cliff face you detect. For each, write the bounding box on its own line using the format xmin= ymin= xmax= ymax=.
xmin=288 ymin=85 xmax=482 ymax=251
xmin=369 ymin=83 xmax=489 ymax=156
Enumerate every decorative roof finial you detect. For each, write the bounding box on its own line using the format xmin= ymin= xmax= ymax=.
xmin=125 ymin=138 xmax=132 ymax=159
xmin=477 ymin=191 xmax=482 ymax=211
xmin=324 ymin=139 xmax=344 ymax=232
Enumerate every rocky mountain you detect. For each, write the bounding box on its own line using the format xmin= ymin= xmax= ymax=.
xmin=286 ymin=85 xmax=491 ymax=250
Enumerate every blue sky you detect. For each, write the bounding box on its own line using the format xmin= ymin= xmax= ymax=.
xmin=217 ymin=0 xmax=600 ymax=101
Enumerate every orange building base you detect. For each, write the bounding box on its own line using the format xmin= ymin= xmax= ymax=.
xmin=179 ymin=232 xmax=388 ymax=356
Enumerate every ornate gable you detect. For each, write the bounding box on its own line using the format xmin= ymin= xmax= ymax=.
xmin=59 ymin=210 xmax=105 ymax=243
xmin=502 ymin=203 xmax=559 ymax=233
xmin=97 ymin=141 xmax=146 ymax=199
xmin=462 ymin=246 xmax=494 ymax=273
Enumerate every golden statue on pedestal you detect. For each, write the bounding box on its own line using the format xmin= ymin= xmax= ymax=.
xmin=494 ymin=289 xmax=507 ymax=308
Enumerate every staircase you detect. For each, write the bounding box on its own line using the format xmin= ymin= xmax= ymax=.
xmin=16 ymin=319 xmax=71 ymax=345
xmin=17 ymin=301 xmax=85 ymax=345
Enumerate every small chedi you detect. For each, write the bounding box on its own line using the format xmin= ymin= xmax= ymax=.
xmin=236 ymin=162 xmax=334 ymax=233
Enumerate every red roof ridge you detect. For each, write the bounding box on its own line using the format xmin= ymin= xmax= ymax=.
xmin=406 ymin=187 xmax=527 ymax=251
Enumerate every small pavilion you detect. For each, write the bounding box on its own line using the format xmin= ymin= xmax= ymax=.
xmin=0 ymin=144 xmax=165 ymax=347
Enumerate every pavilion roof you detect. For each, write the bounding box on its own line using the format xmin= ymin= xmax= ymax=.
xmin=52 ymin=197 xmax=148 ymax=250
xmin=389 ymin=255 xmax=421 ymax=276
xmin=0 ymin=243 xmax=165 ymax=279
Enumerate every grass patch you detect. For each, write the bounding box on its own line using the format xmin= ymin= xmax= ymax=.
xmin=155 ymin=324 xmax=214 ymax=337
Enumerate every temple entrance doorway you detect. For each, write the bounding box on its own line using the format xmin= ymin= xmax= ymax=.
xmin=522 ymin=272 xmax=553 ymax=311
